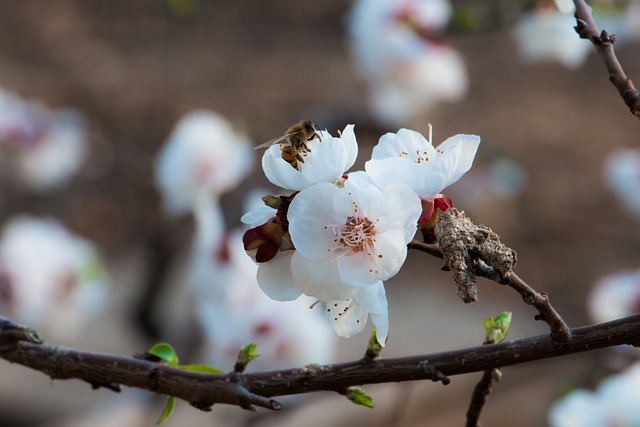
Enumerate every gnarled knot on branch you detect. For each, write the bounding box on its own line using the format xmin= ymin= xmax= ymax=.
xmin=434 ymin=208 xmax=517 ymax=304
xmin=0 ymin=317 xmax=43 ymax=353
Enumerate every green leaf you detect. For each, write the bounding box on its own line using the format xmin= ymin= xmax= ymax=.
xmin=148 ymin=343 xmax=179 ymax=367
xmin=156 ymin=396 xmax=175 ymax=425
xmin=238 ymin=342 xmax=260 ymax=365
xmin=482 ymin=311 xmax=512 ymax=344
xmin=179 ymin=363 xmax=224 ymax=374
xmin=346 ymin=387 xmax=375 ymax=408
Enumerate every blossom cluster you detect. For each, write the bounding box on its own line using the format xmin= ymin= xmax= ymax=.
xmin=242 ymin=123 xmax=480 ymax=344
xmin=154 ymin=111 xmax=336 ymax=371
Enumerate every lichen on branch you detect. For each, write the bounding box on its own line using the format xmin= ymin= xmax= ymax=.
xmin=434 ymin=208 xmax=517 ymax=304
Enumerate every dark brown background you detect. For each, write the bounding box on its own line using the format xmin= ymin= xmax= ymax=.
xmin=0 ymin=1 xmax=639 ymax=426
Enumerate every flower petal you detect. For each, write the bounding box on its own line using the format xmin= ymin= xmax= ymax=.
xmin=262 ymin=147 xmax=312 ymax=190
xmin=256 ymin=251 xmax=301 ymax=301
xmin=435 ymin=134 xmax=481 ymax=188
xmin=326 ymin=299 xmax=368 ymax=338
xmin=240 ymin=206 xmax=276 ymax=227
xmin=291 ymin=252 xmax=358 ymax=302
xmin=354 ymin=281 xmax=387 ymax=314
xmin=354 ymin=282 xmax=389 ymax=345
xmin=379 ymin=182 xmax=421 ymax=242
xmin=288 ymin=183 xmax=349 ymax=259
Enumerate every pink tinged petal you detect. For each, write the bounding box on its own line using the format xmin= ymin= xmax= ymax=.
xmin=288 ymin=183 xmax=349 ymax=259
xmin=335 ymin=228 xmax=408 ymax=285
xmin=291 ymin=252 xmax=358 ymax=302
xmin=326 ymin=299 xmax=368 ymax=338
xmin=256 ymin=251 xmax=301 ymax=301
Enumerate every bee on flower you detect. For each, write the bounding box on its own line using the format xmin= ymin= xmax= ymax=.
xmin=243 ymin=123 xmax=480 ymax=344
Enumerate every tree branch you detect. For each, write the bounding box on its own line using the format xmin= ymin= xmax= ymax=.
xmin=408 ymin=239 xmax=571 ymax=342
xmin=573 ymin=0 xmax=640 ymax=120
xmin=1 ymin=315 xmax=640 ymax=411
xmin=465 ymin=368 xmax=498 ymax=427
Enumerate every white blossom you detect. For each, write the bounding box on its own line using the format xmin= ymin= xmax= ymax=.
xmin=280 ymin=177 xmax=420 ymax=343
xmin=365 ymin=128 xmax=480 ymax=199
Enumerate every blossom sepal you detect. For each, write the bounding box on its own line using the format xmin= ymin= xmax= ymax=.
xmin=242 ymin=193 xmax=297 ymax=263
xmin=418 ymin=194 xmax=453 ymax=243
xmin=242 ymin=216 xmax=290 ymax=263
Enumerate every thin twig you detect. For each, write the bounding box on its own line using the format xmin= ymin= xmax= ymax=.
xmin=573 ymin=0 xmax=640 ymax=120
xmin=408 ymin=240 xmax=571 ymax=341
xmin=1 ymin=315 xmax=640 ymax=410
xmin=465 ymin=369 xmax=498 ymax=427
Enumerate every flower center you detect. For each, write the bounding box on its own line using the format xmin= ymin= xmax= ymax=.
xmin=334 ymin=215 xmax=376 ymax=254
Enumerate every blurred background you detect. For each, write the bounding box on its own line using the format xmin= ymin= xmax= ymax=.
xmin=0 ymin=0 xmax=639 ymax=426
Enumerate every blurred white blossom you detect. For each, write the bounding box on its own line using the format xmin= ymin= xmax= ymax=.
xmin=190 ymin=196 xmax=336 ymax=372
xmin=549 ymin=362 xmax=640 ymax=427
xmin=347 ymin=0 xmax=468 ymax=126
xmin=155 ymin=110 xmax=253 ymax=216
xmin=588 ymin=269 xmax=640 ymax=324
xmin=0 ymin=216 xmax=107 ymax=341
xmin=604 ymin=148 xmax=640 ymax=219
xmin=514 ymin=1 xmax=640 ymax=70
xmin=0 ymin=88 xmax=88 ymax=192
xmin=513 ymin=8 xmax=592 ymax=70
xmin=365 ymin=128 xmax=480 ymax=200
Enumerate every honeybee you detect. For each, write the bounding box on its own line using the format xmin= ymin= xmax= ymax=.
xmin=255 ymin=120 xmax=322 ymax=170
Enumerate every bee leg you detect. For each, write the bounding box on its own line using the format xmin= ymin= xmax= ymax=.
xmin=308 ymin=133 xmax=322 ymax=143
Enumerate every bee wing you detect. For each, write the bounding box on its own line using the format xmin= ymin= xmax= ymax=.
xmin=254 ymin=133 xmax=293 ymax=150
